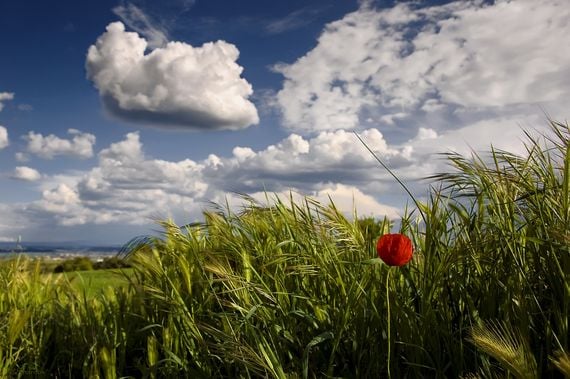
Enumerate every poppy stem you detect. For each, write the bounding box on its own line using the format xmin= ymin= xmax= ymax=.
xmin=386 ymin=267 xmax=392 ymax=379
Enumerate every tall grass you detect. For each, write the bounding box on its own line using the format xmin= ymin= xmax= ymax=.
xmin=0 ymin=120 xmax=568 ymax=377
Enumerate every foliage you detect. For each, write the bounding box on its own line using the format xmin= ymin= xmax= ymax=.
xmin=51 ymin=256 xmax=131 ymax=273
xmin=468 ymin=321 xmax=537 ymax=379
xmin=93 ymin=256 xmax=132 ymax=270
xmin=53 ymin=257 xmax=94 ymax=273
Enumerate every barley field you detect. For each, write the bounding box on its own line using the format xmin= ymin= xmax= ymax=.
xmin=1 ymin=121 xmax=569 ymax=378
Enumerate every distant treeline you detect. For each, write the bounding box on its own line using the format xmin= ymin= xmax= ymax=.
xmin=0 ymin=245 xmax=119 ymax=253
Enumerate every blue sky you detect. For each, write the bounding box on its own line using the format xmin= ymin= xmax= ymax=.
xmin=0 ymin=0 xmax=568 ymax=244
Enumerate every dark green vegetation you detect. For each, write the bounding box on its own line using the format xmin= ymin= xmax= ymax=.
xmin=0 ymin=121 xmax=569 ymax=378
xmin=53 ymin=256 xmax=131 ymax=273
xmin=53 ymin=256 xmax=95 ymax=272
xmin=0 ymin=255 xmax=132 ymax=274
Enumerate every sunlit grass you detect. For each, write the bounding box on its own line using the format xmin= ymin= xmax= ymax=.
xmin=61 ymin=268 xmax=133 ymax=297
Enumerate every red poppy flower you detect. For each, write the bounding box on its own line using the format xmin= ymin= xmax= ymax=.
xmin=376 ymin=233 xmax=413 ymax=267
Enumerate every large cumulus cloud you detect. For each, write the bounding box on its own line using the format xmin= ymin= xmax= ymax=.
xmin=202 ymin=128 xmax=411 ymax=194
xmin=274 ymin=0 xmax=570 ymax=133
xmin=86 ymin=22 xmax=259 ymax=130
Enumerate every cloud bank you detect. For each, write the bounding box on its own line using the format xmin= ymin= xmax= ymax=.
xmin=26 ymin=115 xmax=538 ymax=232
xmin=86 ymin=22 xmax=259 ymax=131
xmin=17 ymin=129 xmax=402 ymax=229
xmin=275 ymin=0 xmax=570 ymax=133
xmin=0 ymin=115 xmax=549 ymax=240
xmin=32 ymin=132 xmax=207 ymax=226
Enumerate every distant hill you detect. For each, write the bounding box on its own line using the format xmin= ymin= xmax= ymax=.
xmin=0 ymin=241 xmax=121 ymax=255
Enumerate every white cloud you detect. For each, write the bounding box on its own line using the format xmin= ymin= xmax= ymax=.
xmin=266 ymin=6 xmax=325 ymax=34
xmin=202 ymin=128 xmax=410 ymax=195
xmin=200 ymin=118 xmax=552 ymax=209
xmin=311 ymin=183 xmax=400 ymax=219
xmin=0 ymin=204 xmax=38 ymax=241
xmin=0 ymin=126 xmax=8 ymax=149
xmin=86 ymin=22 xmax=259 ymax=130
xmin=0 ymin=92 xmax=14 ymax=112
xmin=416 ymin=127 xmax=438 ymax=141
xmin=22 ymin=129 xmax=95 ymax=159
xmin=11 ymin=166 xmax=42 ymax=182
xmin=217 ymin=183 xmax=400 ymax=220
xmin=112 ymin=3 xmax=168 ymax=49
xmin=17 ymin=104 xmax=33 ymax=111
xmin=33 ymin=132 xmax=207 ymax=226
xmin=274 ymin=0 xmax=570 ymax=133
xmin=408 ymin=114 xmax=542 ymax=160
xmin=15 ymin=152 xmax=29 ymax=162
xmin=177 ymin=0 xmax=196 ymax=12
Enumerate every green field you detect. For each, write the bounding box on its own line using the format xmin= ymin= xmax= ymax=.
xmin=61 ymin=268 xmax=133 ymax=297
xmin=0 ymin=121 xmax=568 ymax=378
